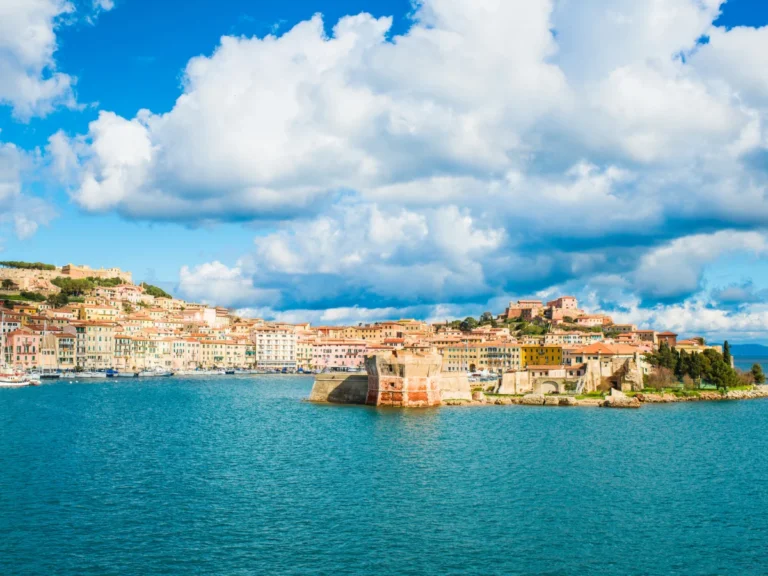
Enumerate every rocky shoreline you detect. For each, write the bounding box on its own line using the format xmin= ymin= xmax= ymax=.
xmin=445 ymin=387 xmax=768 ymax=409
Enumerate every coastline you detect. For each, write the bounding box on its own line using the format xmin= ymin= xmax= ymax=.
xmin=446 ymin=387 xmax=768 ymax=408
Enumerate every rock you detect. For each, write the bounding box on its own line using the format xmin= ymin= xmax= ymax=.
xmin=521 ymin=394 xmax=545 ymax=405
xmin=559 ymin=397 xmax=577 ymax=406
xmin=543 ymin=396 xmax=560 ymax=406
xmin=602 ymin=396 xmax=641 ymax=409
xmin=472 ymin=391 xmax=487 ymax=403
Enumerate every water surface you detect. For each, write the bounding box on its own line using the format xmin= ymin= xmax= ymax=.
xmin=2 ymin=376 xmax=767 ymax=575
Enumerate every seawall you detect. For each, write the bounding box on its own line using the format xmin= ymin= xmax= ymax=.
xmin=309 ymin=371 xmax=472 ymax=405
xmin=309 ymin=373 xmax=369 ymax=405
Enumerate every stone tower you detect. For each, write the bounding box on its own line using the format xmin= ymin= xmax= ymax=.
xmin=365 ymin=350 xmax=443 ymax=408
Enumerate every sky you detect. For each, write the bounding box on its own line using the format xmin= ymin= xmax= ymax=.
xmin=3 ymin=0 xmax=768 ymax=342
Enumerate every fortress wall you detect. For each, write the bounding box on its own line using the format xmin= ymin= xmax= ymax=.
xmin=439 ymin=373 xmax=472 ymax=402
xmin=309 ymin=373 xmax=369 ymax=404
xmin=310 ymin=370 xmax=472 ymax=405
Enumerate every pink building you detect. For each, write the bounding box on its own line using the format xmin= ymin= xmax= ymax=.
xmin=312 ymin=340 xmax=368 ymax=371
xmin=6 ymin=328 xmax=43 ymax=369
xmin=546 ymin=296 xmax=579 ymax=310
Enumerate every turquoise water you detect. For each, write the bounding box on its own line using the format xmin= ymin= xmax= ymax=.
xmin=2 ymin=376 xmax=768 ymax=575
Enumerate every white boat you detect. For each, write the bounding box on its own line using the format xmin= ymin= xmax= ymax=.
xmin=0 ymin=368 xmax=33 ymax=388
xmin=74 ymin=372 xmax=108 ymax=379
xmin=138 ymin=369 xmax=173 ymax=377
xmin=117 ymin=372 xmax=139 ymax=378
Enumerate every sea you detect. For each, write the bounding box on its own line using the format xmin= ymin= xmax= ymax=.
xmin=735 ymin=355 xmax=768 ymax=373
xmin=2 ymin=374 xmax=768 ymax=576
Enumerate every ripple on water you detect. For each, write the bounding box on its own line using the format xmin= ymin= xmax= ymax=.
xmin=2 ymin=376 xmax=768 ymax=575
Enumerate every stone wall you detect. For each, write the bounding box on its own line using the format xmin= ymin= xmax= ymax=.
xmin=308 ymin=373 xmax=368 ymax=404
xmin=497 ymin=371 xmax=532 ymax=395
xmin=365 ymin=351 xmax=443 ymax=407
xmin=438 ymin=372 xmax=472 ymax=402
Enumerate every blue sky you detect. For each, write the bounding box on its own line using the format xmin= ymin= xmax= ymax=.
xmin=3 ymin=0 xmax=768 ymax=340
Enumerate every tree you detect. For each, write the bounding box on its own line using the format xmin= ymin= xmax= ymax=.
xmin=479 ymin=311 xmax=494 ymax=325
xmin=1 ymin=279 xmax=17 ymax=290
xmin=647 ymin=367 xmax=676 ymax=390
xmin=0 ymin=261 xmax=56 ymax=270
xmin=682 ymin=374 xmax=696 ymax=390
xmin=141 ymin=283 xmax=172 ymax=299
xmin=51 ymin=277 xmax=94 ymax=296
xmin=751 ymin=363 xmax=766 ymax=385
xmin=723 ymin=340 xmax=732 ymax=367
xmin=20 ymin=291 xmax=46 ymax=302
xmin=675 ymin=350 xmax=689 ymax=381
xmin=47 ymin=292 xmax=70 ymax=308
xmin=709 ymin=360 xmax=738 ymax=390
xmin=459 ymin=317 xmax=478 ymax=332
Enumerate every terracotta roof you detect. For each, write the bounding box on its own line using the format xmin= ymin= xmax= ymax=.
xmin=574 ymin=343 xmax=639 ymax=355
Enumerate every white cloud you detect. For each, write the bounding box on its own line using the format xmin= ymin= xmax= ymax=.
xmin=39 ymin=0 xmax=768 ymax=325
xmin=613 ymin=298 xmax=768 ymax=342
xmin=0 ymin=0 xmax=77 ymax=119
xmin=178 ymin=261 xmax=280 ymax=309
xmin=632 ymin=230 xmax=768 ymax=300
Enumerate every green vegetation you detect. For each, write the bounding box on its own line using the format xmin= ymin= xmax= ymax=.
xmin=0 ymin=261 xmax=56 ymax=270
xmin=19 ymin=291 xmax=46 ymax=302
xmin=88 ymin=276 xmax=124 ymax=287
xmin=576 ymin=392 xmax=605 ymax=400
xmin=1 ymin=279 xmax=17 ymax=290
xmin=50 ymin=276 xmax=124 ymax=298
xmin=751 ymin=363 xmax=766 ymax=385
xmin=141 ymin=282 xmax=172 ymax=299
xmin=51 ymin=277 xmax=95 ymax=297
xmin=47 ymin=292 xmax=70 ymax=308
xmin=644 ymin=342 xmax=740 ymax=389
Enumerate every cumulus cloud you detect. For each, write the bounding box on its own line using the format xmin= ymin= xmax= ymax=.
xmin=0 ymin=0 xmax=78 ymax=119
xmin=178 ymin=261 xmax=281 ymax=309
xmin=632 ymin=231 xmax=768 ymax=301
xmin=40 ymin=0 xmax=768 ymax=331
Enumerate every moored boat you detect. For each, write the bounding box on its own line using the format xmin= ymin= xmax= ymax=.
xmin=0 ymin=367 xmax=32 ymax=388
xmin=138 ymin=369 xmax=173 ymax=377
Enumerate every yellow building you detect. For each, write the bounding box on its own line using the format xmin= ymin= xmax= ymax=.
xmin=521 ymin=345 xmax=563 ymax=368
xmin=440 ymin=342 xmax=520 ymax=373
xmin=79 ymin=304 xmax=121 ymax=322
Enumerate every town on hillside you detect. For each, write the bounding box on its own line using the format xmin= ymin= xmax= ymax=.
xmin=0 ymin=261 xmax=756 ymax=388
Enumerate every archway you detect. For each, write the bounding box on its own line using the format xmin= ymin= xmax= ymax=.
xmin=539 ymin=381 xmax=559 ymax=394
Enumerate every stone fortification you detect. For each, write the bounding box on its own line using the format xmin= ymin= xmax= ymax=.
xmin=365 ymin=350 xmax=443 ymax=407
xmin=309 ymin=369 xmax=471 ymax=406
xmin=0 ymin=263 xmax=133 ymax=288
xmin=309 ymin=373 xmax=368 ymax=404
xmin=438 ymin=372 xmax=472 ymax=402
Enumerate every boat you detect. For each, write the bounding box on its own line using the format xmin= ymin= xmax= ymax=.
xmin=224 ymin=369 xmax=236 ymax=375
xmin=117 ymin=371 xmax=139 ymax=378
xmin=138 ymin=369 xmax=174 ymax=377
xmin=74 ymin=372 xmax=108 ymax=379
xmin=1 ymin=367 xmax=33 ymax=388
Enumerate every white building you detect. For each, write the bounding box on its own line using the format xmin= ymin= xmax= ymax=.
xmin=252 ymin=326 xmax=297 ymax=369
